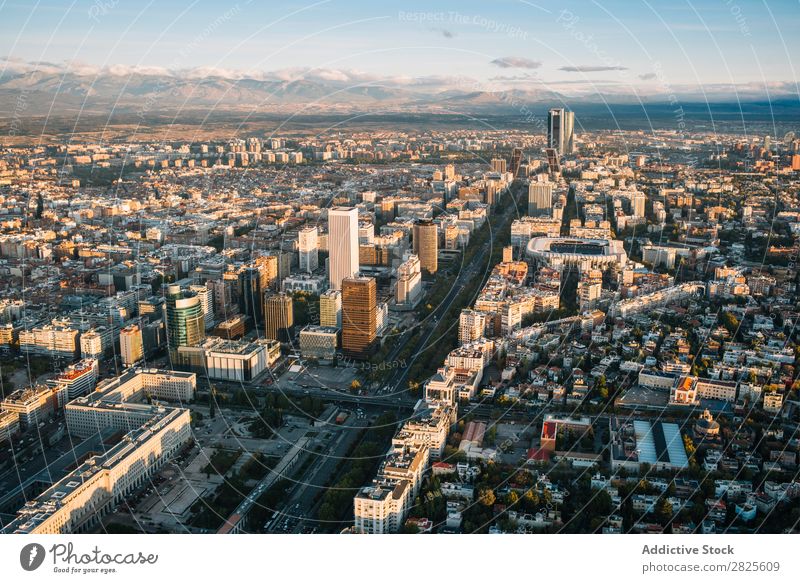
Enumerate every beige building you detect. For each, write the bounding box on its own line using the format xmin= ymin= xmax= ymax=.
xmin=458 ymin=309 xmax=487 ymax=346
xmin=65 ymin=368 xmax=196 ymax=438
xmin=320 ymin=289 xmax=342 ymax=328
xmin=120 ymin=323 xmax=144 ymax=366
xmin=3 ymin=407 xmax=191 ymax=534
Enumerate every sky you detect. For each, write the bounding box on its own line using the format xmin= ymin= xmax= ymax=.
xmin=1 ymin=0 xmax=799 ymax=100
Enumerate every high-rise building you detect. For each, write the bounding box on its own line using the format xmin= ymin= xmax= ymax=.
xmin=189 ymin=284 xmax=215 ymax=330
xmin=396 ymin=254 xmax=422 ymax=307
xmin=528 ymin=182 xmax=554 ymax=216
xmin=503 ymin=246 xmax=513 ymax=262
xmin=256 ymin=254 xmax=279 ymax=284
xmin=547 ymin=108 xmax=575 ymax=155
xmin=238 ymin=258 xmax=276 ymax=325
xmin=165 ymin=285 xmax=205 ymax=352
xmin=120 ymin=323 xmax=144 ymax=366
xmin=320 ymin=289 xmax=342 ymax=329
xmin=264 ymin=293 xmax=294 ymax=342
xmin=413 ymin=219 xmax=438 ymax=276
xmin=510 ymin=147 xmax=523 ymax=177
xmin=328 ymin=207 xmax=359 ymax=290
xmin=491 ymin=158 xmax=507 ymax=174
xmin=632 ymin=192 xmax=646 ymax=218
xmin=298 ymin=226 xmax=319 ymax=273
xmin=341 ymin=276 xmax=377 ymax=358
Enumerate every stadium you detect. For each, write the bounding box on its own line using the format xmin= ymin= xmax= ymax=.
xmin=526 ymin=237 xmax=628 ymax=270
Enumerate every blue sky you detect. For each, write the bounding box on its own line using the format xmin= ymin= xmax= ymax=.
xmin=1 ymin=0 xmax=798 ymax=98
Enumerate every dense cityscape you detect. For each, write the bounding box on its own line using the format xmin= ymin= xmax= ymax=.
xmin=0 ymin=110 xmax=799 ymax=537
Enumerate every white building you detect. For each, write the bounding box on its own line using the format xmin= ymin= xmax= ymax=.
xmin=298 ymin=226 xmax=319 ymax=273
xmin=3 ymin=407 xmax=191 ymax=534
xmin=80 ymin=327 xmax=112 ymax=359
xmin=328 ymin=207 xmax=359 ymax=290
xmin=459 ymin=310 xmax=487 ymax=346
xmin=65 ymin=369 xmax=196 ymax=438
xmin=299 ymin=326 xmax=338 ymax=360
xmin=47 ymin=358 xmax=99 ymax=402
xmin=395 ymin=254 xmax=422 ymax=308
xmin=188 ymin=284 xmax=215 ymax=331
xmin=204 ymin=338 xmax=276 ymax=382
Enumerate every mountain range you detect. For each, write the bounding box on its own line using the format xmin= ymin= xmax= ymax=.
xmin=0 ymin=61 xmax=798 ymax=121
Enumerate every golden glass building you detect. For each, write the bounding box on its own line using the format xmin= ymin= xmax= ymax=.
xmin=341 ymin=276 xmax=377 ymax=358
xmin=412 ymin=219 xmax=438 ymax=276
xmin=264 ymin=292 xmax=294 ymax=342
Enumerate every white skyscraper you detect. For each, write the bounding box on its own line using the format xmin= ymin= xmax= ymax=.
xmin=328 ymin=207 xmax=359 ymax=291
xmin=547 ymin=108 xmax=575 ymax=155
xmin=632 ymin=192 xmax=646 ymax=218
xmin=298 ymin=226 xmax=319 ymax=273
xmin=189 ymin=284 xmax=215 ymax=330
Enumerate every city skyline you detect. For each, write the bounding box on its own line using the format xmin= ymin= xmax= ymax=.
xmin=2 ymin=1 xmax=800 ymax=570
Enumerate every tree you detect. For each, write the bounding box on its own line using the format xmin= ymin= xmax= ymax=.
xmin=479 ymin=487 xmax=496 ymax=507
xmin=654 ymin=497 xmax=673 ymax=525
xmin=596 ymin=375 xmax=608 ymax=399
xmin=720 ymin=312 xmax=739 ymax=335
xmin=349 ymin=379 xmax=361 ymax=394
xmin=318 ymin=503 xmax=336 ymax=522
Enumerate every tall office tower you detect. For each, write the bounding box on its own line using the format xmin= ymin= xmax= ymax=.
xmin=503 ymin=246 xmax=514 ymax=263
xmin=298 ymin=226 xmax=319 ymax=273
xmin=189 ymin=284 xmax=215 ymax=330
xmin=328 ymin=207 xmax=359 ymax=290
xmin=528 ymin=182 xmax=554 ymax=216
xmin=395 ymin=254 xmax=422 ymax=307
xmin=341 ymin=276 xmax=377 ymax=358
xmin=413 ymin=219 xmax=438 ymax=276
xmin=264 ymin=293 xmax=294 ymax=342
xmin=444 ymin=164 xmax=456 ymax=180
xmin=491 ymin=158 xmax=507 ymax=174
xmin=320 ymin=289 xmax=342 ymax=328
xmin=547 ymin=108 xmax=575 ymax=155
xmin=119 ymin=323 xmax=144 ymax=366
xmin=255 ymin=254 xmax=279 ymax=286
xmin=165 ymin=285 xmax=205 ymax=352
xmin=510 ymin=148 xmax=523 ymax=177
xmin=239 ymin=266 xmax=268 ymax=325
xmin=632 ymin=192 xmax=646 ymax=218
